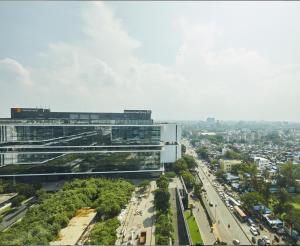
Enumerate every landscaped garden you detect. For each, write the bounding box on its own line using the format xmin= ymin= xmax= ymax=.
xmin=184 ymin=210 xmax=203 ymax=245
xmin=0 ymin=178 xmax=134 ymax=245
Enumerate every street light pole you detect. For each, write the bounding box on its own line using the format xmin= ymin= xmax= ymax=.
xmin=215 ymin=204 xmax=217 ymax=221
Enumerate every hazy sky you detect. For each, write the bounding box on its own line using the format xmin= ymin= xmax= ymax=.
xmin=1 ymin=1 xmax=300 ymax=121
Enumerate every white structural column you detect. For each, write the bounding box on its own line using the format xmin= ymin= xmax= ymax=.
xmin=160 ymin=123 xmax=181 ymax=163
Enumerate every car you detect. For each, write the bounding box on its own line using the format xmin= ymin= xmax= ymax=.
xmin=232 ymin=239 xmax=240 ymax=245
xmin=262 ymin=236 xmax=270 ymax=245
xmin=252 ymin=236 xmax=257 ymax=244
xmin=250 ymin=226 xmax=258 ymax=236
xmin=247 ymin=218 xmax=255 ymax=226
xmin=209 ymin=202 xmax=213 ymax=207
xmin=276 ymin=227 xmax=285 ymax=235
xmin=257 ymin=238 xmax=266 ymax=246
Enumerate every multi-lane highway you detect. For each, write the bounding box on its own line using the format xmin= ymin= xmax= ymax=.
xmin=184 ymin=140 xmax=251 ymax=245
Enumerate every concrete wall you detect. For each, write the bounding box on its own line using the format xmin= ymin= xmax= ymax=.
xmin=175 ymin=187 xmax=192 ymax=246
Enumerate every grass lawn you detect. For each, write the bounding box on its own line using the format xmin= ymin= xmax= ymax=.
xmin=292 ymin=202 xmax=300 ymax=209
xmin=290 ymin=194 xmax=300 ymax=210
xmin=184 ymin=210 xmax=204 ymax=245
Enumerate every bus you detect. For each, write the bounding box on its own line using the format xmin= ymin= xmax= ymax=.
xmin=233 ymin=206 xmax=247 ymax=222
xmin=228 ymin=197 xmax=241 ymax=207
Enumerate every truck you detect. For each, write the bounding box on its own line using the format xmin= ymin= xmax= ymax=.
xmin=139 ymin=231 xmax=146 ymax=245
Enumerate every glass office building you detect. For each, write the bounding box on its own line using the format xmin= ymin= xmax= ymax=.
xmin=0 ymin=108 xmax=181 ymax=176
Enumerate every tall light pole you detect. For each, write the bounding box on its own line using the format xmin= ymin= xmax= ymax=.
xmin=215 ymin=204 xmax=217 ymax=221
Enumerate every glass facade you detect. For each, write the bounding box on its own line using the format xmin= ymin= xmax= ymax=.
xmin=0 ymin=108 xmax=180 ymax=176
xmin=0 ymin=152 xmax=161 ymax=176
xmin=0 ymin=124 xmax=161 ymax=169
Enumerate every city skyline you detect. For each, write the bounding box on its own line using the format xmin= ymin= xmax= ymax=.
xmin=1 ymin=2 xmax=300 ymax=121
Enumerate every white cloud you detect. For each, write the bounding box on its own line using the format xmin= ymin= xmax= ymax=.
xmin=0 ymin=58 xmax=33 ymax=86
xmin=0 ymin=2 xmax=299 ymax=121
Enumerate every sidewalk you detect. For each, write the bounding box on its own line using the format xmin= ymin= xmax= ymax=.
xmin=191 ymin=198 xmax=216 ymax=245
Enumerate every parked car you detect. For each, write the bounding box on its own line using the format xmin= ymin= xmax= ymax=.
xmin=276 ymin=227 xmax=285 ymax=235
xmin=250 ymin=226 xmax=258 ymax=236
xmin=232 ymin=239 xmax=240 ymax=245
xmin=252 ymin=236 xmax=257 ymax=244
xmin=257 ymin=238 xmax=266 ymax=246
xmin=247 ymin=218 xmax=255 ymax=226
xmin=209 ymin=202 xmax=213 ymax=207
xmin=262 ymin=236 xmax=270 ymax=245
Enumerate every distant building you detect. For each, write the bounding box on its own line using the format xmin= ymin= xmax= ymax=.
xmin=0 ymin=107 xmax=181 ymax=177
xmin=254 ymin=157 xmax=270 ymax=170
xmin=206 ymin=117 xmax=215 ymax=124
xmin=220 ymin=159 xmax=242 ymax=172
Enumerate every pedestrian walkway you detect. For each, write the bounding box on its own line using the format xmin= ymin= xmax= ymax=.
xmin=169 ymin=188 xmax=179 ymax=245
xmin=190 ymin=198 xmax=216 ymax=245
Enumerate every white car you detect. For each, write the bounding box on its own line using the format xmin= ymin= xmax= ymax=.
xmin=262 ymin=236 xmax=271 ymax=245
xmin=232 ymin=239 xmax=240 ymax=245
xmin=250 ymin=226 xmax=258 ymax=236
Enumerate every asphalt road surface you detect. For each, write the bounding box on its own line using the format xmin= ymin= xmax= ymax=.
xmin=185 ymin=141 xmax=251 ymax=245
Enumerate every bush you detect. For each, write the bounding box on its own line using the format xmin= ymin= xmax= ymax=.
xmin=0 ymin=178 xmax=134 ymax=245
xmin=11 ymin=195 xmax=26 ymax=208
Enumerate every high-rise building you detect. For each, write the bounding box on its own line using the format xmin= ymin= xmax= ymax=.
xmin=206 ymin=117 xmax=215 ymax=124
xmin=0 ymin=108 xmax=181 ymax=177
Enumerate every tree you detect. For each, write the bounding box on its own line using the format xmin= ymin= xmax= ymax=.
xmin=215 ymin=170 xmax=225 ymax=181
xmin=173 ymin=159 xmax=188 ymax=173
xmin=260 ymin=182 xmax=271 ymax=205
xmin=231 ymin=164 xmax=242 ymax=175
xmin=196 ymin=147 xmax=209 ymax=160
xmin=224 ymin=150 xmax=241 ymax=160
xmin=181 ymin=170 xmax=195 ymax=189
xmin=181 ymin=144 xmax=187 ymax=154
xmin=284 ymin=208 xmax=300 ymax=232
xmin=273 ymin=188 xmax=289 ymax=215
xmin=36 ymin=189 xmax=49 ymax=204
xmin=240 ymin=192 xmax=265 ymax=212
xmin=182 ymin=155 xmax=197 ymax=170
xmin=194 ymin=183 xmax=203 ymax=199
xmin=11 ymin=195 xmax=26 ymax=208
xmin=156 ymin=213 xmax=173 ymax=240
xmin=279 ymin=162 xmax=300 ymax=188
xmin=154 ymin=188 xmax=170 ymax=212
xmin=138 ymin=180 xmax=150 ymax=192
xmin=156 ymin=175 xmax=169 ymax=190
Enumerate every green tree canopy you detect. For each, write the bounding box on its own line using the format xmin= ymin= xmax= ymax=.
xmin=173 ymin=159 xmax=188 ymax=173
xmin=284 ymin=208 xmax=300 ymax=232
xmin=181 ymin=170 xmax=195 ymax=189
xmin=154 ymin=188 xmax=170 ymax=212
xmin=156 ymin=175 xmax=169 ymax=190
xmin=196 ymin=147 xmax=209 ymax=160
xmin=241 ymin=192 xmax=265 ymax=211
xmin=182 ymin=154 xmax=198 ymax=170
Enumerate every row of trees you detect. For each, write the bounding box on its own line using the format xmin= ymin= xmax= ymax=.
xmin=154 ymin=175 xmax=173 ymax=245
xmin=0 ymin=178 xmax=134 ymax=245
xmin=173 ymin=155 xmax=197 ymax=189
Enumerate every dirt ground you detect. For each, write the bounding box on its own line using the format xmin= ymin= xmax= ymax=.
xmin=50 ymin=208 xmax=96 ymax=246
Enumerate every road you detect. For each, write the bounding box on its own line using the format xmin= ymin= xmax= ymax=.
xmin=184 ymin=140 xmax=251 ymax=245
